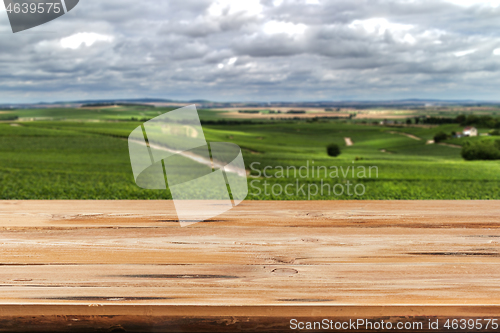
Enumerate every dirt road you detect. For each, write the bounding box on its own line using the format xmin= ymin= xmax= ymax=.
xmin=438 ymin=142 xmax=462 ymax=148
xmin=388 ymin=131 xmax=421 ymax=141
xmin=344 ymin=137 xmax=353 ymax=146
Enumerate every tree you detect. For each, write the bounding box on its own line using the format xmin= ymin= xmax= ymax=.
xmin=434 ymin=131 xmax=448 ymax=143
xmin=456 ymin=114 xmax=466 ymax=125
xmin=327 ymin=144 xmax=341 ymax=157
xmin=461 ymin=140 xmax=500 ymax=161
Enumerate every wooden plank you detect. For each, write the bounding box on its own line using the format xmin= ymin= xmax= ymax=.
xmin=0 ymin=201 xmax=499 ymax=332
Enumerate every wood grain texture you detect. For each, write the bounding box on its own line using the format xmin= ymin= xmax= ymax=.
xmin=0 ymin=200 xmax=499 ymax=332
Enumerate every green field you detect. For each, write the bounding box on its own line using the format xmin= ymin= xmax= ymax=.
xmin=3 ymin=105 xmax=228 ymax=122
xmin=0 ymin=106 xmax=499 ymax=200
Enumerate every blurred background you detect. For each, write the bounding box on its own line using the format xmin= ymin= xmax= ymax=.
xmin=0 ymin=0 xmax=500 ymax=200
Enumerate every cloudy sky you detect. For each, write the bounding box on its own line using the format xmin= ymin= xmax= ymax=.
xmin=2 ymin=0 xmax=500 ymax=103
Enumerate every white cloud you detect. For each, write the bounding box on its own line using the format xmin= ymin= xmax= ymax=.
xmin=5 ymin=0 xmax=500 ymax=102
xmin=420 ymin=29 xmax=448 ymax=45
xmin=208 ymin=0 xmax=263 ymax=17
xmin=218 ymin=57 xmax=238 ymax=69
xmin=60 ymin=33 xmax=114 ymax=50
xmin=403 ymin=33 xmax=417 ymax=44
xmin=349 ymin=18 xmax=418 ymax=44
xmin=263 ymin=20 xmax=307 ymax=36
xmin=454 ymin=49 xmax=477 ymax=57
xmin=444 ymin=0 xmax=500 ymax=7
xmin=349 ymin=18 xmax=414 ymax=35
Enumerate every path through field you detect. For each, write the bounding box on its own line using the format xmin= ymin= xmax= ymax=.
xmin=438 ymin=142 xmax=462 ymax=149
xmin=128 ymin=138 xmax=246 ymax=177
xmin=388 ymin=131 xmax=421 ymax=141
xmin=344 ymin=137 xmax=353 ymax=146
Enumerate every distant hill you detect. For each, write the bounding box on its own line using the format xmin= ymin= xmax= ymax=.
xmin=2 ymin=98 xmax=500 ymax=109
xmin=57 ymin=98 xmax=175 ymax=104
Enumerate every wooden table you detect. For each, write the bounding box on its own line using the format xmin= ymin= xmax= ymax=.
xmin=0 ymin=201 xmax=499 ymax=332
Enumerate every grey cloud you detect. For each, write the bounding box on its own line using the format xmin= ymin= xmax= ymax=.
xmin=2 ymin=0 xmax=500 ymax=102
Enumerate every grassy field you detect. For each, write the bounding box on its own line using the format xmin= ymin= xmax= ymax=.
xmin=0 ymin=106 xmax=499 ymax=200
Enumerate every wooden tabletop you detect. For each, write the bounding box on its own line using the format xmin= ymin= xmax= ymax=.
xmin=0 ymin=200 xmax=500 ymax=332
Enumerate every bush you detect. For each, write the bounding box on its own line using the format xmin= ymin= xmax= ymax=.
xmin=239 ymin=110 xmax=260 ymax=114
xmin=422 ymin=117 xmax=457 ymax=125
xmin=461 ymin=140 xmax=500 ymax=161
xmin=327 ymin=143 xmax=341 ymax=157
xmin=434 ymin=131 xmax=449 ymax=143
xmin=491 ymin=129 xmax=500 ymax=136
xmin=457 ymin=114 xmax=500 ymax=128
xmin=0 ymin=115 xmax=19 ymax=121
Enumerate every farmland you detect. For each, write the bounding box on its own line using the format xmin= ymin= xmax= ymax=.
xmin=0 ymin=106 xmax=499 ymax=200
